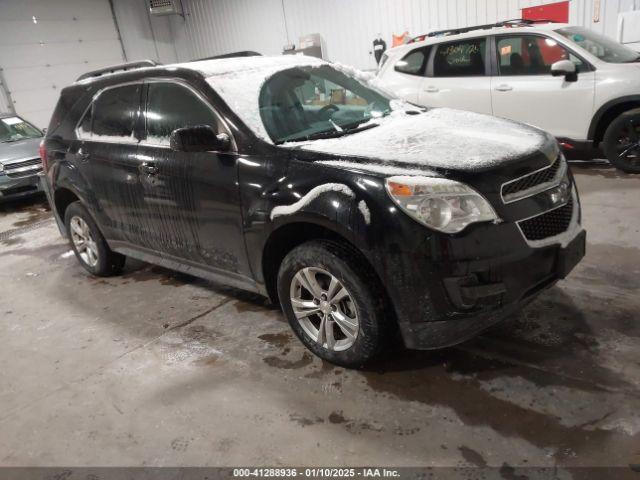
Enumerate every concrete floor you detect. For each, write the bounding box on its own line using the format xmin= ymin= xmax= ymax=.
xmin=0 ymin=164 xmax=639 ymax=471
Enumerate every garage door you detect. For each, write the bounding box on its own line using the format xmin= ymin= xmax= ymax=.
xmin=0 ymin=0 xmax=125 ymax=128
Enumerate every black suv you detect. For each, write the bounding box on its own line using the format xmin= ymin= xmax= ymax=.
xmin=41 ymin=56 xmax=586 ymax=367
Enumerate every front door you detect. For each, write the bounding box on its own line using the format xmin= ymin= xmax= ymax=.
xmin=134 ymin=80 xmax=250 ymax=277
xmin=418 ymin=36 xmax=493 ymax=114
xmin=490 ymin=34 xmax=595 ymax=140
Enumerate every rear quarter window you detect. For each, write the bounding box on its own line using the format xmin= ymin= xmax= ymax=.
xmin=394 ymin=47 xmax=431 ymax=76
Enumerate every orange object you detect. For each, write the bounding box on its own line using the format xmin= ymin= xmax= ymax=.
xmin=392 ymin=32 xmax=409 ymax=47
xmin=387 ymin=181 xmax=413 ymax=197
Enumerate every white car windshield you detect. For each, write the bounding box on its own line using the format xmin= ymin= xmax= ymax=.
xmin=0 ymin=116 xmax=42 ymax=143
xmin=556 ymin=27 xmax=640 ymax=63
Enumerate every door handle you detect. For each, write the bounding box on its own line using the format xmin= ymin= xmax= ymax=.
xmin=495 ymin=84 xmax=513 ymax=92
xmin=424 ymin=86 xmax=439 ymax=93
xmin=139 ymin=162 xmax=158 ymax=175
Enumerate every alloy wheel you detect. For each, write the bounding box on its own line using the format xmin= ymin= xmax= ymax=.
xmin=615 ymin=119 xmax=640 ymax=168
xmin=289 ymin=267 xmax=359 ymax=352
xmin=69 ymin=216 xmax=99 ymax=267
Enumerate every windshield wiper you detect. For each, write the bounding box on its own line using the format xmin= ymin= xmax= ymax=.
xmin=278 ymin=121 xmax=379 ymax=144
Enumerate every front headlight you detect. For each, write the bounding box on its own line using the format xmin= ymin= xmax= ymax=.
xmin=385 ymin=176 xmax=499 ymax=234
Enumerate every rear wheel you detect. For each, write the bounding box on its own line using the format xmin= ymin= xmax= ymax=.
xmin=64 ymin=201 xmax=125 ymax=276
xmin=277 ymin=240 xmax=388 ymax=368
xmin=602 ymin=109 xmax=640 ymax=174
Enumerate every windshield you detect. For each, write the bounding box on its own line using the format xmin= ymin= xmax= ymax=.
xmin=259 ymin=65 xmax=393 ymax=144
xmin=0 ymin=116 xmax=42 ymax=143
xmin=556 ymin=27 xmax=640 ymax=63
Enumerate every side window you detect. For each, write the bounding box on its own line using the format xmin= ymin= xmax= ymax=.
xmin=78 ymin=105 xmax=93 ymax=138
xmin=144 ymin=82 xmax=220 ymax=146
xmin=394 ymin=47 xmax=430 ymax=76
xmin=433 ymin=38 xmax=486 ymax=77
xmin=497 ymin=35 xmax=586 ymax=76
xmin=92 ymin=84 xmax=141 ymax=140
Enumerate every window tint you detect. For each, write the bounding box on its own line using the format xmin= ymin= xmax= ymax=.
xmin=92 ymin=84 xmax=141 ymax=139
xmin=497 ymin=35 xmax=586 ymax=75
xmin=78 ymin=105 xmax=92 ymax=138
xmin=145 ymin=82 xmax=218 ymax=145
xmin=434 ymin=38 xmax=486 ymax=77
xmin=260 ymin=65 xmax=391 ymax=144
xmin=557 ymin=27 xmax=638 ymax=64
xmin=394 ymin=47 xmax=430 ymax=76
xmin=0 ymin=116 xmax=41 ymax=143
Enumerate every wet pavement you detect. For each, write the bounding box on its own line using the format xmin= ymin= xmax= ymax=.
xmin=0 ymin=166 xmax=638 ymax=473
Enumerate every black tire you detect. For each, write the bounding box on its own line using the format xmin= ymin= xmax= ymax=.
xmin=602 ymin=108 xmax=640 ymax=174
xmin=64 ymin=201 xmax=125 ymax=276
xmin=277 ymin=240 xmax=389 ymax=368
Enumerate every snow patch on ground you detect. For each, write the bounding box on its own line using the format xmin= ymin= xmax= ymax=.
xmin=270 ymin=183 xmax=355 ymax=220
xmin=600 ymin=416 xmax=640 ymax=436
xmin=471 ymin=374 xmax=640 ymax=436
xmin=357 ymin=200 xmax=371 ymax=225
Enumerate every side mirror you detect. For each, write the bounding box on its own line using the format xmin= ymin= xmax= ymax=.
xmin=551 ymin=60 xmax=578 ymax=82
xmin=169 ymin=125 xmax=231 ymax=153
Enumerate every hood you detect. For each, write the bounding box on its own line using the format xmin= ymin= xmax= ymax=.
xmin=0 ymin=137 xmax=42 ymax=165
xmin=285 ymin=108 xmax=556 ymax=173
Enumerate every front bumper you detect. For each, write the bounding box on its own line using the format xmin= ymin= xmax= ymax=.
xmin=0 ymin=172 xmax=43 ymax=201
xmin=397 ymin=228 xmax=585 ymax=350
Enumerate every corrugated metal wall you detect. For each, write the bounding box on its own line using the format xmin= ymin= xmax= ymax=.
xmin=112 ymin=0 xmax=178 ymax=64
xmin=167 ymin=0 xmax=640 ymax=69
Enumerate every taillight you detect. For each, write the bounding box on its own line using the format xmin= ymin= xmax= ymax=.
xmin=39 ymin=141 xmax=48 ymax=172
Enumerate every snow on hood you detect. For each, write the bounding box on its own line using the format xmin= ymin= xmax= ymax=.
xmin=175 ymin=55 xmax=325 ymax=142
xmin=284 ymin=108 xmax=556 ymax=172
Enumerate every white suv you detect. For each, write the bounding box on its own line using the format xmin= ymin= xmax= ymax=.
xmin=377 ymin=20 xmax=640 ymax=173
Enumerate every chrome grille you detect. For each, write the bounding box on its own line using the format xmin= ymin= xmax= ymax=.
xmin=501 ymin=156 xmax=564 ymax=203
xmin=518 ymin=198 xmax=574 ymax=241
xmin=4 ymin=157 xmax=42 ymax=178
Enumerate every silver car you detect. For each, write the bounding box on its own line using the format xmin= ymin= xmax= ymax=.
xmin=0 ymin=113 xmax=44 ymax=201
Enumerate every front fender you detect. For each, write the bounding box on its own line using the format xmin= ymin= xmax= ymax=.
xmin=266 ymin=178 xmax=378 ymax=252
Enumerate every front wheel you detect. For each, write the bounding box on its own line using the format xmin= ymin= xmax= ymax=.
xmin=602 ymin=109 xmax=640 ymax=174
xmin=277 ymin=240 xmax=389 ymax=368
xmin=64 ymin=201 xmax=125 ymax=276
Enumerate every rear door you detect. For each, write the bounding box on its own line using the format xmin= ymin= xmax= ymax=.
xmin=72 ymin=82 xmax=146 ymax=241
xmin=134 ymin=80 xmax=250 ymax=277
xmin=490 ymin=34 xmax=595 ymax=139
xmin=418 ymin=36 xmax=493 ymax=114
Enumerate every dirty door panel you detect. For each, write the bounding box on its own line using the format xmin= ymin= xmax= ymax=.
xmin=71 ymin=83 xmax=146 ymax=242
xmin=135 ymin=80 xmax=249 ymax=276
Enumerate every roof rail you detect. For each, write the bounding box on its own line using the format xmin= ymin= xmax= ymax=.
xmin=193 ymin=51 xmax=262 ymax=61
xmin=76 ymin=60 xmax=160 ymax=82
xmin=409 ymin=18 xmax=558 ymax=43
